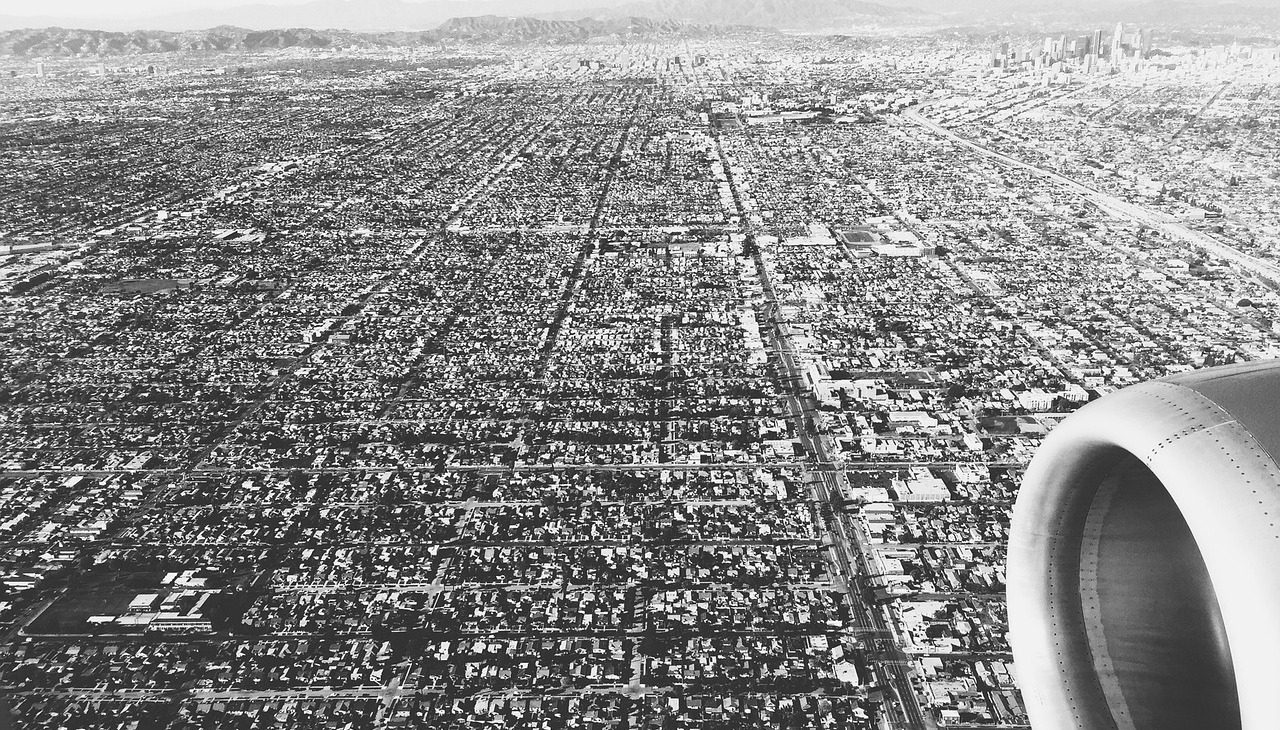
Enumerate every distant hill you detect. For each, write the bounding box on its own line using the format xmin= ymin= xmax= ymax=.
xmin=436 ymin=14 xmax=754 ymax=41
xmin=0 ymin=26 xmax=379 ymax=56
xmin=2 ymin=0 xmax=1272 ymax=41
xmin=0 ymin=17 xmax=767 ymax=57
xmin=597 ymin=0 xmax=927 ymax=29
xmin=0 ymin=0 xmax=616 ymax=33
xmin=1096 ymin=1 xmax=1280 ymax=24
xmin=0 ymin=0 xmax=924 ymax=34
xmin=865 ymin=0 xmax=1280 ymax=26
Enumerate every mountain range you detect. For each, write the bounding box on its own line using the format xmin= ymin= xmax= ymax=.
xmin=0 ymin=16 xmax=771 ymax=57
xmin=4 ymin=0 xmax=1278 ymax=34
xmin=558 ymin=0 xmax=923 ymax=29
xmin=1 ymin=0 xmax=1276 ymax=53
xmin=0 ymin=0 xmax=924 ymax=34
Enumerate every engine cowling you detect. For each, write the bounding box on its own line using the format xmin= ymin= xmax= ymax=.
xmin=1008 ymin=360 xmax=1280 ymax=730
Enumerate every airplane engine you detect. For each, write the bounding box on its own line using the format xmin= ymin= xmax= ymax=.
xmin=1008 ymin=361 xmax=1280 ymax=730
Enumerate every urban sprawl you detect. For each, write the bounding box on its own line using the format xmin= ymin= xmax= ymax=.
xmin=2 ymin=22 xmax=1280 ymax=730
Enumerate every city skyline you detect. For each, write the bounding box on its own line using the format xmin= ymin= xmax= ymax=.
xmin=1 ymin=5 xmax=1279 ymax=730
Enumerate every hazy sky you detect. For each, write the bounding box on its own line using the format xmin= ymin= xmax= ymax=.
xmin=2 ymin=0 xmax=521 ymax=16
xmin=5 ymin=0 xmax=319 ymax=15
xmin=8 ymin=0 xmax=1280 ymax=19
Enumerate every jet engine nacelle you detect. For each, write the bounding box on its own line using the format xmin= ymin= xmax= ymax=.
xmin=1009 ymin=361 xmax=1280 ymax=730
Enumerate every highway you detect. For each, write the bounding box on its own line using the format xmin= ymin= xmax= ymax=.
xmin=752 ymin=249 xmax=932 ymax=730
xmin=903 ymin=108 xmax=1280 ymax=286
xmin=693 ymin=60 xmax=932 ymax=726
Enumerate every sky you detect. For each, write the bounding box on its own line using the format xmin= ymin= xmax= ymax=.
xmin=0 ymin=0 xmax=641 ymax=29
xmin=2 ymin=0 xmax=318 ymax=16
xmin=5 ymin=0 xmax=1280 ymax=21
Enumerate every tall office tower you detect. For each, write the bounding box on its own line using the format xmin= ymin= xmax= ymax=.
xmin=1058 ymin=35 xmax=1068 ymax=61
xmin=1112 ymin=22 xmax=1124 ymax=59
xmin=35 ymin=62 xmax=44 ymax=78
xmin=1092 ymin=29 xmax=1104 ymax=56
xmin=1141 ymin=28 xmax=1154 ymax=58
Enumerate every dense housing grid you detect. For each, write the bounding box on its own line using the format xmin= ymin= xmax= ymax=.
xmin=2 ymin=28 xmax=1280 ymax=730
